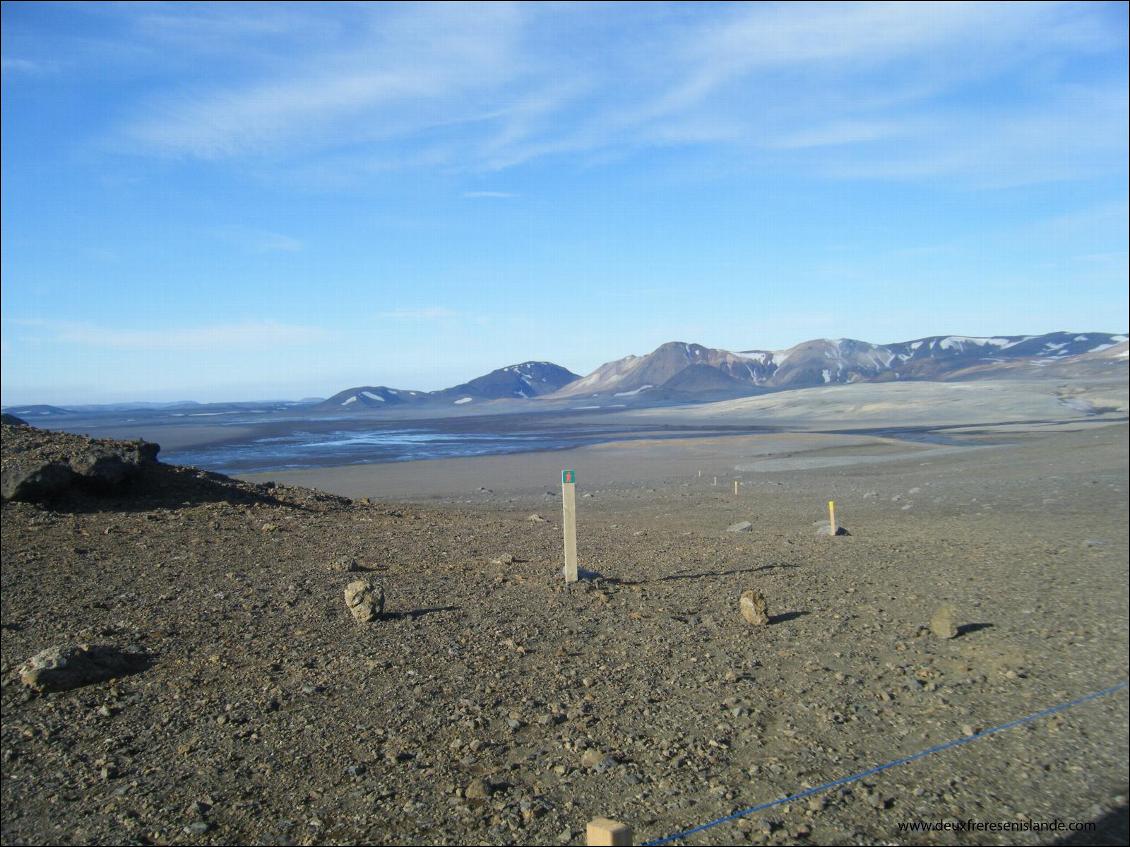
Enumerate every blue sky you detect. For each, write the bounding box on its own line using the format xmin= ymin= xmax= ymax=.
xmin=2 ymin=1 xmax=1127 ymax=405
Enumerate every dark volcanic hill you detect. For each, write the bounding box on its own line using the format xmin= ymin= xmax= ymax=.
xmin=435 ymin=361 xmax=580 ymax=403
xmin=317 ymin=386 xmax=428 ymax=410
xmin=317 ymin=362 xmax=579 ymax=411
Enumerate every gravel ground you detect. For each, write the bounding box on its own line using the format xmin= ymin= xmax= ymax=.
xmin=2 ymin=422 xmax=1127 ymax=846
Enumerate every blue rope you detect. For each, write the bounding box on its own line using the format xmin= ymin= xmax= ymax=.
xmin=642 ymin=680 xmax=1128 ymax=846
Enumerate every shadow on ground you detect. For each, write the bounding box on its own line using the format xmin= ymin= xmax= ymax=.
xmin=44 ymin=464 xmax=333 ymax=515
xmin=382 ymin=606 xmax=461 ymax=622
xmin=660 ymin=563 xmax=799 ymax=582
xmin=956 ymin=622 xmax=995 ymax=637
xmin=1057 ymin=803 xmax=1128 ymax=846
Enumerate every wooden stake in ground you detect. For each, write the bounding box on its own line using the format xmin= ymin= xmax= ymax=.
xmin=828 ymin=499 xmax=837 ymax=534
xmin=586 ymin=817 xmax=633 ymax=846
xmin=562 ymin=469 xmax=578 ymax=583
xmin=733 ymin=480 xmax=740 ymax=495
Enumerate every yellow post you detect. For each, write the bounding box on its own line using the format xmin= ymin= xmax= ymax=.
xmin=733 ymin=480 xmax=739 ymax=495
xmin=828 ymin=499 xmax=837 ymax=535
xmin=587 ymin=818 xmax=633 ymax=846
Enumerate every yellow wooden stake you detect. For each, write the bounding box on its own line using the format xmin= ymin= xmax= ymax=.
xmin=587 ymin=817 xmax=633 ymax=846
xmin=733 ymin=480 xmax=740 ymax=495
xmin=828 ymin=499 xmax=837 ymax=534
xmin=562 ymin=469 xmax=578 ymax=583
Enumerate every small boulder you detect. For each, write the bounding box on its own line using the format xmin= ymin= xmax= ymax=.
xmin=19 ymin=644 xmax=147 ymax=693
xmin=727 ymin=521 xmax=753 ymax=533
xmin=526 ymin=513 xmax=548 ymax=523
xmin=491 ymin=553 xmax=515 ymax=565
xmin=739 ymin=590 xmax=769 ymax=626
xmin=930 ymin=605 xmax=958 ymax=639
xmin=344 ymin=579 xmax=384 ymax=622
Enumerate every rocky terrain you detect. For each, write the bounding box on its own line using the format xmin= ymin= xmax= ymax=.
xmin=1 ymin=421 xmax=1127 ymax=845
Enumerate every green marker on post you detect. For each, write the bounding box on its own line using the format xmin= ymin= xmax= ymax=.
xmin=562 ymin=469 xmax=576 ymax=484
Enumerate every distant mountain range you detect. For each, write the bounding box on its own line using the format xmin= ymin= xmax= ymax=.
xmin=558 ymin=332 xmax=1129 ymax=401
xmin=5 ymin=332 xmax=1125 ymax=417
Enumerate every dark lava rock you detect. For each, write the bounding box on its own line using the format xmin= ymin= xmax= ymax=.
xmin=1 ymin=423 xmax=159 ymax=502
xmin=0 ymin=460 xmax=75 ymax=502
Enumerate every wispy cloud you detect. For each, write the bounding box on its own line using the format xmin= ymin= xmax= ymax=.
xmin=214 ymin=226 xmax=304 ymax=253
xmin=21 ymin=2 xmax=1129 ymax=187
xmin=16 ymin=319 xmax=325 ymax=350
xmin=1 ymin=56 xmax=53 ymax=75
xmin=377 ymin=307 xmax=457 ymax=321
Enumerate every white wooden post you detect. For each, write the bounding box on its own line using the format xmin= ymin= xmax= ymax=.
xmin=562 ymin=469 xmax=578 ymax=583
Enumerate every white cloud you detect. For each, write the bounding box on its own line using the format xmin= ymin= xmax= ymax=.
xmin=16 ymin=319 xmax=325 ymax=351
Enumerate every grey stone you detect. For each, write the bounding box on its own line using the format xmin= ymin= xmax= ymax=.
xmin=727 ymin=521 xmax=753 ymax=533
